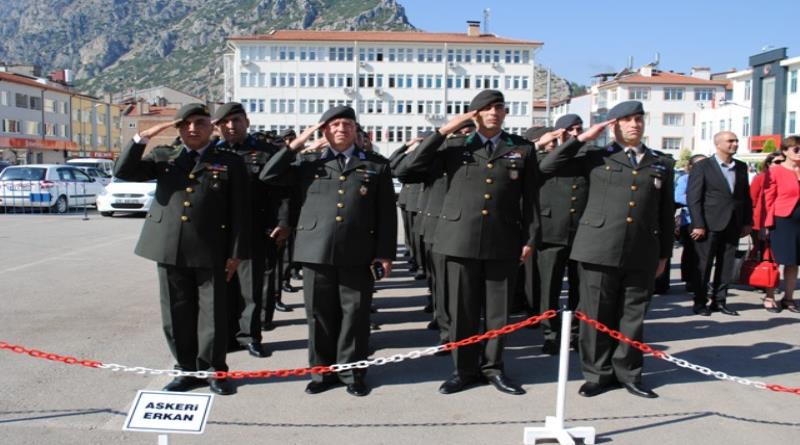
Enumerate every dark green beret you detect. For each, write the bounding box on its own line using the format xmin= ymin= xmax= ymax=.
xmin=212 ymin=102 xmax=246 ymax=123
xmin=608 ymin=101 xmax=644 ymax=120
xmin=554 ymin=114 xmax=583 ymax=130
xmin=469 ymin=89 xmax=505 ymax=112
xmin=319 ymin=105 xmax=356 ymax=125
xmin=175 ymin=103 xmax=210 ymax=123
xmin=278 ymin=128 xmax=296 ymax=139
xmin=525 ymin=126 xmax=554 ymax=142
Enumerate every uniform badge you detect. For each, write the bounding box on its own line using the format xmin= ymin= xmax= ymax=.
xmin=509 ymin=169 xmax=519 ymax=180
xmin=359 ymin=185 xmax=369 ymax=196
xmin=654 ymin=178 xmax=662 ymax=189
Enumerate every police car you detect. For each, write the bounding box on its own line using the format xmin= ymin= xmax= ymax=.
xmin=0 ymin=164 xmax=105 ymax=213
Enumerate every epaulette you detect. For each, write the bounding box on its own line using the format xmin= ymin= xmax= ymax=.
xmin=150 ymin=145 xmax=182 ymax=162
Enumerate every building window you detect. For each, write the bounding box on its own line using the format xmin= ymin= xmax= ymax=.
xmin=663 ymin=88 xmax=684 ymax=101
xmin=694 ymin=88 xmax=714 ymax=101
xmin=15 ymin=93 xmax=28 ymax=108
xmin=743 ymin=116 xmax=750 ymax=137
xmin=744 ymin=79 xmax=751 ymax=101
xmin=662 ymin=138 xmax=682 ymax=150
xmin=701 ymin=122 xmax=707 ymax=140
xmin=790 ymin=111 xmax=797 ymax=134
xmin=628 ymin=88 xmax=650 ymax=100
xmin=719 ymin=119 xmax=726 ymax=131
xmin=663 ymin=113 xmax=684 ymax=126
xmin=0 ymin=90 xmax=7 ymax=106
xmin=791 ymin=70 xmax=798 ymax=94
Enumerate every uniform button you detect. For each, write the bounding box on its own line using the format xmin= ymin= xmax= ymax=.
xmin=487 ymin=163 xmax=494 ymax=169
xmin=337 ymin=202 xmax=344 ymax=208
xmin=626 ymin=217 xmax=633 ymax=223
xmin=481 ymin=209 xmax=489 ymax=216
xmin=632 ymin=170 xmax=639 ymax=176
xmin=338 ymin=189 xmax=344 ymax=195
xmin=298 ymin=225 xmax=304 ymax=230
xmin=462 ymin=160 xmax=468 ymax=165
xmin=335 ymin=216 xmax=343 ymax=222
xmin=605 ymin=166 xmax=611 ymax=170
xmin=314 ymin=174 xmax=320 ymax=179
xmin=221 ymin=224 xmax=226 ymax=229
xmin=369 ymin=230 xmax=375 ymax=234
xmin=443 ymin=172 xmax=447 ymax=176
xmin=426 ymin=212 xmax=431 ymax=216
xmin=181 ymin=215 xmax=189 ymax=222
xmin=485 ymin=178 xmax=493 ymax=184
xmin=183 ymin=201 xmax=191 ymax=207
xmin=185 ymin=187 xmax=193 ymax=193
xmin=629 ymin=201 xmax=636 ymax=207
xmin=570 ymin=208 xmax=576 ymax=213
xmin=631 ymin=185 xmax=638 ymax=191
xmin=484 ymin=193 xmax=491 ymax=200
xmin=339 ymin=175 xmax=346 ymax=181
xmin=572 ymin=185 xmax=578 ymax=190
xmin=571 ymin=196 xmax=577 ymax=201
xmin=188 ymin=173 xmax=195 ymax=179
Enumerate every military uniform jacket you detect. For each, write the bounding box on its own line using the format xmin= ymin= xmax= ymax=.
xmin=567 ymin=143 xmax=675 ymax=271
xmin=114 ymin=139 xmax=250 ymax=268
xmin=402 ymin=131 xmax=540 ymax=260
xmin=394 ymin=140 xmax=449 ymax=241
xmin=260 ymin=146 xmax=397 ymax=266
xmin=216 ymin=133 xmax=290 ymax=233
xmin=536 ymin=148 xmax=590 ymax=246
xmin=390 ymin=144 xmax=412 ymax=208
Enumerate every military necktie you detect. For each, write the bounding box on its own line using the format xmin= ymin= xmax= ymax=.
xmin=626 ymin=149 xmax=638 ymax=168
xmin=485 ymin=140 xmax=494 ymax=157
xmin=336 ymin=153 xmax=347 ymax=171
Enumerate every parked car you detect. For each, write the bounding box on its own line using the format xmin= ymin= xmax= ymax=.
xmin=66 ymin=158 xmax=115 ymax=176
xmin=96 ymin=177 xmax=156 ymax=217
xmin=75 ymin=166 xmax=112 ymax=187
xmin=0 ymin=161 xmax=12 ymax=174
xmin=0 ymin=164 xmax=105 ymax=213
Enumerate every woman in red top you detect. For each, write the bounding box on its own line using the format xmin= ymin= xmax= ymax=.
xmin=751 ymin=152 xmax=784 ymax=311
xmin=762 ymin=136 xmax=800 ymax=313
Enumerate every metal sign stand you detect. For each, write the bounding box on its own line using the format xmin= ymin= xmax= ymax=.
xmin=523 ymin=310 xmax=596 ymax=445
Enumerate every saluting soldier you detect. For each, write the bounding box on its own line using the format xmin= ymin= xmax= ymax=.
xmin=260 ymin=106 xmax=397 ymax=397
xmin=211 ymin=102 xmax=289 ymax=357
xmin=403 ymin=90 xmax=590 ymax=395
xmin=276 ymin=128 xmax=303 ymax=298
xmin=114 ymin=103 xmax=250 ymax=396
xmin=563 ymin=101 xmax=674 ymax=399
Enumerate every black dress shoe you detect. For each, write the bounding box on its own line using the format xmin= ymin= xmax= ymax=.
xmin=426 ymin=319 xmax=439 ymax=330
xmin=692 ymin=306 xmax=711 ymax=316
xmin=305 ymin=380 xmax=339 ymax=394
xmin=262 ymin=321 xmax=276 ymax=331
xmin=208 ymin=378 xmax=236 ymax=395
xmin=487 ymin=374 xmax=525 ymax=395
xmin=713 ymin=304 xmax=739 ymax=316
xmin=345 ymin=380 xmax=370 ymax=397
xmin=578 ymin=381 xmax=615 ymax=397
xmin=414 ymin=271 xmax=427 ymax=280
xmin=438 ymin=375 xmax=485 ymax=394
xmin=162 ymin=376 xmax=206 ymax=392
xmin=247 ymin=342 xmax=270 ymax=358
xmin=422 ymin=303 xmax=434 ymax=313
xmin=622 ymin=382 xmax=658 ymax=398
xmin=541 ymin=339 xmax=559 ymax=355
xmin=281 ymin=282 xmax=297 ymax=293
xmin=291 ymin=270 xmax=303 ymax=280
xmin=370 ymin=322 xmax=381 ymax=331
xmin=274 ymin=301 xmax=293 ymax=312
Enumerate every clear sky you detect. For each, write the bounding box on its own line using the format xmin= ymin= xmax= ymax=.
xmin=399 ymin=0 xmax=797 ymax=86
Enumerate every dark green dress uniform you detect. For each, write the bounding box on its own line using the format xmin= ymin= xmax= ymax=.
xmin=260 ymin=145 xmax=397 ymax=384
xmin=565 ymin=143 xmax=674 ymax=385
xmin=405 ymin=130 xmax=582 ymax=379
xmin=215 ymin=133 xmax=289 ymax=349
xmin=114 ymin=139 xmax=250 ymax=373
xmin=403 ymin=183 xmax=424 ymax=271
xmin=534 ymin=147 xmax=590 ymax=344
xmin=391 ymin=145 xmax=415 ymax=261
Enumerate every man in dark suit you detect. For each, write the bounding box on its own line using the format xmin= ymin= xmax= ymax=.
xmin=260 ymin=106 xmax=396 ymax=397
xmin=212 ymin=102 xmax=289 ymax=357
xmin=114 ymin=103 xmax=250 ymax=395
xmin=687 ymin=131 xmax=752 ymax=316
xmin=403 ymin=90 xmax=594 ymax=395
xmin=559 ymin=101 xmax=674 ymax=399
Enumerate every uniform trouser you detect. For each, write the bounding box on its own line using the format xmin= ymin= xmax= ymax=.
xmin=157 ymin=263 xmax=228 ymax=372
xmin=693 ymin=222 xmax=739 ymax=308
xmin=425 ymin=242 xmax=450 ymax=343
xmin=302 ymin=263 xmax=373 ymax=384
xmin=577 ymin=262 xmax=652 ymax=385
xmin=406 ymin=210 xmax=419 ymax=265
xmin=413 ymin=213 xmax=427 ymax=275
xmin=261 ymin=238 xmax=280 ymax=325
xmin=281 ymin=231 xmax=299 ymax=282
xmin=537 ymin=243 xmax=580 ymax=341
xmin=446 ymin=256 xmax=517 ymax=379
xmin=523 ymin=251 xmax=540 ymax=314
xmin=399 ymin=206 xmax=413 ymax=255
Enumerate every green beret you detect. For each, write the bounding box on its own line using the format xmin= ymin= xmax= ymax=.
xmin=319 ymin=106 xmax=356 ymax=125
xmin=525 ymin=126 xmax=554 ymax=142
xmin=554 ymin=114 xmax=583 ymax=130
xmin=469 ymin=89 xmax=505 ymax=112
xmin=175 ymin=103 xmax=210 ymax=123
xmin=212 ymin=102 xmax=246 ymax=123
xmin=278 ymin=128 xmax=296 ymax=139
xmin=608 ymin=101 xmax=644 ymax=120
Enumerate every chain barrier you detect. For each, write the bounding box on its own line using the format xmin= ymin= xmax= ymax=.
xmin=0 ymin=311 xmax=557 ymax=380
xmin=574 ymin=311 xmax=800 ymax=396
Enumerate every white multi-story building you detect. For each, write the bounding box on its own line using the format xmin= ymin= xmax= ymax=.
xmin=783 ymin=56 xmax=800 ymax=136
xmin=224 ymin=23 xmax=542 ymax=156
xmin=694 ymin=69 xmax=752 ymax=156
xmin=590 ymin=65 xmax=729 ymax=154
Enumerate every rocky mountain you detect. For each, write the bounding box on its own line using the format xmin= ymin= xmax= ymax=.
xmin=0 ymin=0 xmax=569 ymax=101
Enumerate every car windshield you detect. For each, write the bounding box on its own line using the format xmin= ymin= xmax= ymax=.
xmin=111 ymin=177 xmax=156 ymax=183
xmin=0 ymin=167 xmax=46 ymax=181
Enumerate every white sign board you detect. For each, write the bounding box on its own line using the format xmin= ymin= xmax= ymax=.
xmin=123 ymin=390 xmax=214 ymax=434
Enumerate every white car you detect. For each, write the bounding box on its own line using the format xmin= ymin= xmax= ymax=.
xmin=0 ymin=164 xmax=105 ymax=213
xmin=67 ymin=158 xmax=115 ymax=176
xmin=96 ymin=177 xmax=156 ymax=217
xmin=75 ymin=166 xmax=112 ymax=187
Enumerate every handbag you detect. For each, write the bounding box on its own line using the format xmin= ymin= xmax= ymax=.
xmin=738 ymin=243 xmax=780 ymax=289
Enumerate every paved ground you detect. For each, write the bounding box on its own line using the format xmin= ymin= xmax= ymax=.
xmin=1 ymin=211 xmax=799 ymax=444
